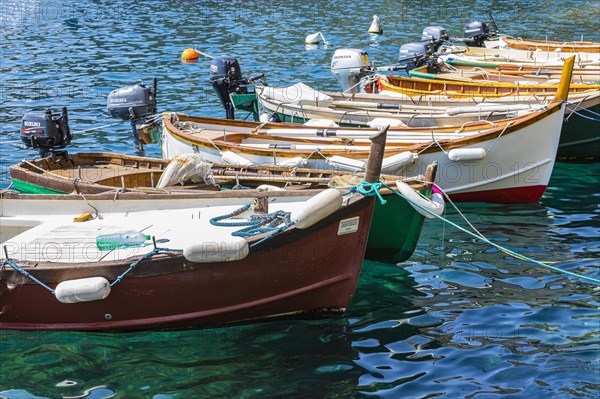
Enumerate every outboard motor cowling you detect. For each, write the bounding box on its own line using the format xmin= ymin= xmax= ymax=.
xmin=398 ymin=42 xmax=429 ymax=70
xmin=331 ymin=49 xmax=371 ymax=93
xmin=421 ymin=26 xmax=449 ymax=42
xmin=107 ymin=81 xmax=157 ymax=119
xmin=463 ymin=21 xmax=489 ymax=47
xmin=20 ymin=107 xmax=72 ymax=158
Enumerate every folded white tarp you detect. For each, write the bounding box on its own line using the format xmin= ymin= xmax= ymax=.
xmin=260 ymin=83 xmax=333 ymax=106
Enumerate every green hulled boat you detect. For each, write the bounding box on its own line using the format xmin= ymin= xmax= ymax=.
xmin=9 ymin=152 xmax=441 ymax=263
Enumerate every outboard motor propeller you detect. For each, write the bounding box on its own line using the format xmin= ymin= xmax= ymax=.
xmin=209 ymin=55 xmax=264 ymax=120
xmin=20 ymin=107 xmax=72 ymax=160
xmin=107 ymin=78 xmax=157 ymax=156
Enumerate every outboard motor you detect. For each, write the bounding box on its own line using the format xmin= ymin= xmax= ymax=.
xmin=330 ymin=49 xmax=371 ymax=93
xmin=421 ymin=26 xmax=449 ymax=42
xmin=209 ymin=55 xmax=265 ymax=120
xmin=398 ymin=42 xmax=429 ymax=71
xmin=20 ymin=107 xmax=72 ymax=159
xmin=107 ymin=78 xmax=157 ymax=156
xmin=463 ymin=21 xmax=490 ymax=47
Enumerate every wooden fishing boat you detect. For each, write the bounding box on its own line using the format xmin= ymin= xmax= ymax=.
xmin=408 ymin=63 xmax=600 ymax=85
xmin=8 ymin=151 xmax=441 ymax=263
xmin=163 ymin=57 xmax=575 ymax=203
xmin=376 ymin=73 xmax=598 ymax=99
xmin=500 ymin=36 xmax=600 ymax=54
xmin=441 ymin=45 xmax=600 ymax=66
xmin=254 ymin=83 xmax=540 ymax=128
xmin=444 ymin=59 xmax=600 ymax=84
xmin=0 ymin=132 xmax=389 ymax=331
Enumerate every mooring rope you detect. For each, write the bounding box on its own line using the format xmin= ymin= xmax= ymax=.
xmin=354 ymin=181 xmax=600 ymax=284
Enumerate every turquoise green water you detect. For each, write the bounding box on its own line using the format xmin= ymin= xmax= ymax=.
xmin=1 ymin=1 xmax=599 ymax=398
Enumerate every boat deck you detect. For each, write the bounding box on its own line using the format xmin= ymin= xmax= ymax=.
xmin=0 ymin=197 xmax=315 ymax=264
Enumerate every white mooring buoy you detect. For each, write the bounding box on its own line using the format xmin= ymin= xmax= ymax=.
xmin=368 ymin=15 xmax=382 ymax=34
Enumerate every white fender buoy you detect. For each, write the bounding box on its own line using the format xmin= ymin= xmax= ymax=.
xmin=55 ymin=277 xmax=111 ymax=304
xmin=381 ymin=151 xmax=416 ymax=174
xmin=304 ymin=119 xmax=340 ymax=127
xmin=292 ymin=189 xmax=343 ymax=229
xmin=184 ymin=236 xmax=249 ymax=263
xmin=306 ymin=32 xmax=322 ymax=44
xmin=395 ymin=181 xmax=445 ymax=219
xmin=368 ymin=15 xmax=383 ymax=34
xmin=305 ymin=31 xmax=329 ymax=45
xmin=448 ymin=148 xmax=487 ymax=161
xmin=367 ymin=118 xmax=406 ymax=128
xmin=257 ymin=184 xmax=286 ymax=192
xmin=221 ymin=151 xmax=255 ymax=166
xmin=326 ymin=155 xmax=366 ymax=172
xmin=278 ymin=156 xmax=307 ymax=167
xmin=259 ymin=112 xmax=271 ymax=122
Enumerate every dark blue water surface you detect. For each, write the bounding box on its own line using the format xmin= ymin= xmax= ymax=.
xmin=1 ymin=1 xmax=599 ymax=398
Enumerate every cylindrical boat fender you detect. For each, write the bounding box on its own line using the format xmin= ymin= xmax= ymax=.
xmin=381 ymin=151 xmax=416 ymax=174
xmin=303 ymin=119 xmax=340 ymax=127
xmin=221 ymin=151 xmax=255 ymax=166
xmin=395 ymin=181 xmax=445 ymax=219
xmin=184 ymin=236 xmax=249 ymax=263
xmin=326 ymin=155 xmax=366 ymax=172
xmin=448 ymin=148 xmax=487 ymax=161
xmin=278 ymin=156 xmax=306 ymax=167
xmin=54 ymin=277 xmax=111 ymax=304
xmin=257 ymin=184 xmax=286 ymax=192
xmin=292 ymin=189 xmax=343 ymax=229
xmin=367 ymin=117 xmax=406 ymax=128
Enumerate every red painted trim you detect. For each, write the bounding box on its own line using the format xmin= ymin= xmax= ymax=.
xmin=449 ymin=185 xmax=547 ymax=203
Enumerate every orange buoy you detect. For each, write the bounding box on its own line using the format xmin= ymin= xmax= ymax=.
xmin=181 ymin=48 xmax=199 ymax=63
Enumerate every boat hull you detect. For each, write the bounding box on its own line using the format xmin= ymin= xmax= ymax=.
xmin=162 ymin=102 xmax=565 ymax=203
xmin=0 ymin=196 xmax=374 ymax=331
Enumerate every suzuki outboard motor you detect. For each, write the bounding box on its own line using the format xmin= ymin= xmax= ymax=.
xmin=107 ymin=78 xmax=158 ymax=156
xmin=421 ymin=26 xmax=449 ymax=42
xmin=330 ymin=49 xmax=371 ymax=93
xmin=21 ymin=107 xmax=72 ymax=159
xmin=463 ymin=21 xmax=490 ymax=47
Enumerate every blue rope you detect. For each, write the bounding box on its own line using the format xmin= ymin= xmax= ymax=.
xmin=1 ymin=247 xmax=184 ymax=295
xmin=110 ymin=247 xmax=182 ymax=287
xmin=357 ymin=180 xmax=600 ymax=285
xmin=210 ymin=204 xmax=293 ymax=246
xmin=558 ymin=100 xmax=600 ymax=122
xmin=1 ymin=259 xmax=56 ymax=294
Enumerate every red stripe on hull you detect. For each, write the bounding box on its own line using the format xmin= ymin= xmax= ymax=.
xmin=449 ymin=185 xmax=547 ymax=203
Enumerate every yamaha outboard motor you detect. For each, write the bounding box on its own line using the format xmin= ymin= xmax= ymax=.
xmin=107 ymin=78 xmax=157 ymax=156
xmin=209 ymin=55 xmax=265 ymax=120
xmin=398 ymin=42 xmax=430 ymax=71
xmin=330 ymin=49 xmax=371 ymax=93
xmin=20 ymin=107 xmax=72 ymax=159
xmin=462 ymin=13 xmax=498 ymax=47
xmin=210 ymin=55 xmax=245 ymax=120
xmin=421 ymin=26 xmax=449 ymax=42
xmin=463 ymin=21 xmax=490 ymax=47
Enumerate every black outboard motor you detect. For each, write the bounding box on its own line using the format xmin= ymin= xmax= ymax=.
xmin=107 ymin=78 xmax=157 ymax=156
xmin=398 ymin=42 xmax=429 ymax=71
xmin=463 ymin=13 xmax=499 ymax=47
xmin=20 ymin=107 xmax=72 ymax=159
xmin=463 ymin=21 xmax=490 ymax=47
xmin=209 ymin=55 xmax=264 ymax=120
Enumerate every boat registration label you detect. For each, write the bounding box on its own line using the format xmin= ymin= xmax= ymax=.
xmin=338 ymin=217 xmax=360 ymax=235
